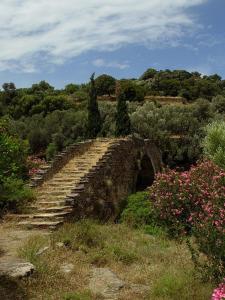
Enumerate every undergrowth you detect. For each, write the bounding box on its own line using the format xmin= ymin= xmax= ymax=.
xmin=17 ymin=220 xmax=213 ymax=300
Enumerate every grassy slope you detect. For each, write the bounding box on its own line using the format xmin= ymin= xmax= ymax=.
xmin=11 ymin=221 xmax=213 ymax=300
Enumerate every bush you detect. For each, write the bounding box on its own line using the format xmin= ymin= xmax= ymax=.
xmin=150 ymin=160 xmax=225 ymax=281
xmin=0 ymin=178 xmax=34 ymax=213
xmin=211 ymin=279 xmax=225 ymax=300
xmin=119 ymin=80 xmax=145 ymax=102
xmin=212 ymin=95 xmax=225 ymax=113
xmin=120 ymin=192 xmax=155 ymax=228
xmin=0 ymin=119 xmax=34 ymax=213
xmin=131 ymin=101 xmax=205 ymax=168
xmin=203 ymin=121 xmax=225 ymax=169
xmin=0 ymin=119 xmax=28 ymax=179
xmin=46 ymin=143 xmax=58 ymax=161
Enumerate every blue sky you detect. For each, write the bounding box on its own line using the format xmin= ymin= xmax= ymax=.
xmin=0 ymin=0 xmax=224 ymax=88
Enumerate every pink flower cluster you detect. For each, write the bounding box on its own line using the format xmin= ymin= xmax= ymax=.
xmin=150 ymin=160 xmax=225 ymax=236
xmin=27 ymin=156 xmax=46 ymax=177
xmin=212 ymin=279 xmax=225 ymax=300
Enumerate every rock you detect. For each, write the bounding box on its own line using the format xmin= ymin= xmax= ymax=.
xmin=60 ymin=263 xmax=74 ymax=274
xmin=56 ymin=242 xmax=64 ymax=248
xmin=129 ymin=283 xmax=149 ymax=294
xmin=89 ymin=267 xmax=125 ymax=299
xmin=36 ymin=246 xmax=49 ymax=256
xmin=0 ymin=262 xmax=35 ymax=278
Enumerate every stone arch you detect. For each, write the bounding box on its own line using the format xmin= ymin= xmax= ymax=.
xmin=135 ymin=153 xmax=155 ymax=191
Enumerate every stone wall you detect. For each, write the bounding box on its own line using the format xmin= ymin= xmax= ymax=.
xmin=66 ymin=136 xmax=162 ymax=220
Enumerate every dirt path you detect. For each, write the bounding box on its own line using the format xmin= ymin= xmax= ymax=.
xmin=0 ymin=224 xmax=47 ymax=265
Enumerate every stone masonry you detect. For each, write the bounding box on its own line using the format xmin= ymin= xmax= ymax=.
xmin=10 ymin=137 xmax=162 ymax=229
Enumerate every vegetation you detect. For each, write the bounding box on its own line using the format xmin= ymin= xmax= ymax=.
xmin=95 ymin=74 xmax=116 ymax=96
xmin=118 ymin=80 xmax=146 ymax=102
xmin=0 ymin=68 xmax=224 ymax=167
xmin=1 ymin=68 xmax=225 ymax=299
xmin=203 ymin=121 xmax=225 ymax=169
xmin=139 ymin=69 xmax=224 ymax=100
xmin=87 ymin=74 xmax=102 ymax=138
xmin=120 ymin=192 xmax=154 ymax=228
xmin=0 ymin=119 xmax=34 ymax=212
xmin=115 ymin=91 xmax=131 ymax=137
xmin=131 ymin=101 xmax=210 ymax=167
xmin=15 ymin=221 xmax=212 ymax=300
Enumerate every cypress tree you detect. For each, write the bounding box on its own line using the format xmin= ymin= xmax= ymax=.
xmin=87 ymin=73 xmax=102 ymax=138
xmin=115 ymin=91 xmax=131 ymax=137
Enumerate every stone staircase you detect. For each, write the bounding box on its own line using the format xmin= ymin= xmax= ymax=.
xmin=10 ymin=139 xmax=114 ymax=230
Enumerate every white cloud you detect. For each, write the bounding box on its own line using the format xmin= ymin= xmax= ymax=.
xmin=92 ymin=59 xmax=129 ymax=70
xmin=0 ymin=0 xmax=207 ymax=72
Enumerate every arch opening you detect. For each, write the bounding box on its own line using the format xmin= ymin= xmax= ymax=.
xmin=135 ymin=154 xmax=155 ymax=191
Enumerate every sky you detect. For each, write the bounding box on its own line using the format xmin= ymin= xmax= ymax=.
xmin=0 ymin=0 xmax=224 ymax=88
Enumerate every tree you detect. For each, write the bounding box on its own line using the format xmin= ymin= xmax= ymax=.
xmin=65 ymin=83 xmax=79 ymax=95
xmin=2 ymin=82 xmax=17 ymax=104
xmin=140 ymin=68 xmax=157 ymax=80
xmin=87 ymin=73 xmax=102 ymax=138
xmin=95 ymin=74 xmax=116 ymax=96
xmin=115 ymin=90 xmax=131 ymax=137
xmin=30 ymin=81 xmax=54 ymax=94
xmin=119 ymin=80 xmax=145 ymax=102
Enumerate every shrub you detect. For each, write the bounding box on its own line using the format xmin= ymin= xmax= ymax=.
xmin=0 ymin=119 xmax=34 ymax=213
xmin=150 ymin=160 xmax=225 ymax=281
xmin=212 ymin=95 xmax=225 ymax=113
xmin=131 ymin=101 xmax=204 ymax=168
xmin=212 ymin=279 xmax=225 ymax=300
xmin=119 ymin=80 xmax=145 ymax=102
xmin=27 ymin=156 xmax=46 ymax=177
xmin=120 ymin=192 xmax=154 ymax=228
xmin=0 ymin=119 xmax=28 ymax=179
xmin=46 ymin=143 xmax=58 ymax=161
xmin=0 ymin=178 xmax=34 ymax=212
xmin=203 ymin=121 xmax=225 ymax=169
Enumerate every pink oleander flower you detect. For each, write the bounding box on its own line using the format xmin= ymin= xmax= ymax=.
xmin=212 ymin=280 xmax=225 ymax=300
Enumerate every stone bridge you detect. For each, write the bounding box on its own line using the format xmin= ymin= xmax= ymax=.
xmin=13 ymin=137 xmax=162 ymax=229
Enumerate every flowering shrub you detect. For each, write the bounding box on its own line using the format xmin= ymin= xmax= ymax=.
xmin=212 ymin=279 xmax=225 ymax=300
xmin=150 ymin=160 xmax=225 ymax=280
xmin=27 ymin=156 xmax=46 ymax=177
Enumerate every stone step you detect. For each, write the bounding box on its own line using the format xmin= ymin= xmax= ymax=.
xmin=18 ymin=220 xmax=63 ymax=229
xmin=40 ymin=187 xmax=73 ymax=193
xmin=52 ymin=176 xmax=81 ymax=180
xmin=38 ymin=194 xmax=65 ymax=200
xmin=38 ymin=190 xmax=66 ymax=196
xmin=36 ymin=206 xmax=73 ymax=213
xmin=37 ymin=200 xmax=68 ymax=207
xmin=8 ymin=212 xmax=65 ymax=220
xmin=18 ymin=140 xmax=114 ymax=229
xmin=47 ymin=182 xmax=74 ymax=187
xmin=31 ymin=211 xmax=71 ymax=219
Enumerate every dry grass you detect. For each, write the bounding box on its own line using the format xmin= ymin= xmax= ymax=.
xmin=16 ymin=221 xmax=213 ymax=300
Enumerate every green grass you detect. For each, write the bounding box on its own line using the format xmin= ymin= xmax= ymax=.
xmin=16 ymin=221 xmax=213 ymax=300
